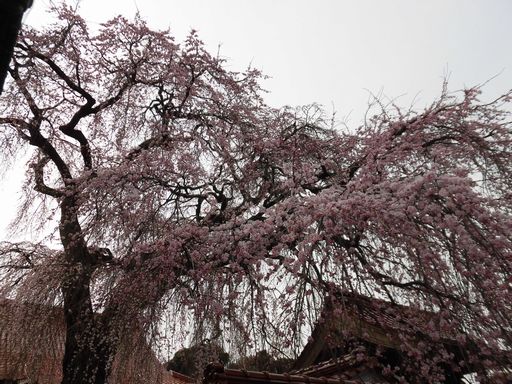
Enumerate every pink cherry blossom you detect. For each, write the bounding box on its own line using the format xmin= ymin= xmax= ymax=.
xmin=0 ymin=5 xmax=511 ymax=384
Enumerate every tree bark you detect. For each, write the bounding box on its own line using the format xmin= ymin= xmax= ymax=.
xmin=59 ymin=196 xmax=114 ymax=384
xmin=61 ymin=276 xmax=112 ymax=384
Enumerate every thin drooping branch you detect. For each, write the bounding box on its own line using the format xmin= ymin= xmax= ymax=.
xmin=0 ymin=7 xmax=511 ymax=384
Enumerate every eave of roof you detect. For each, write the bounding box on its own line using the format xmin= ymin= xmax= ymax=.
xmin=203 ymin=363 xmax=363 ymax=384
xmin=290 ymin=354 xmax=370 ymax=378
xmin=168 ymin=369 xmax=196 ymax=383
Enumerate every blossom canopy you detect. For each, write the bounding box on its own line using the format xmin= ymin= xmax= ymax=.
xmin=0 ymin=5 xmax=511 ymax=384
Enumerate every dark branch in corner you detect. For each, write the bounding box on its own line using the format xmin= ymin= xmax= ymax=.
xmin=0 ymin=0 xmax=33 ymax=94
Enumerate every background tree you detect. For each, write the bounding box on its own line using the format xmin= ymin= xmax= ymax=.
xmin=166 ymin=343 xmax=230 ymax=378
xmin=231 ymin=350 xmax=294 ymax=373
xmin=165 ymin=346 xmax=292 ymax=377
xmin=0 ymin=5 xmax=511 ymax=384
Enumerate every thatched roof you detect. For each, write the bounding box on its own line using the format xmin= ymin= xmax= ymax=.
xmin=0 ymin=298 xmax=64 ymax=383
xmin=0 ymin=298 xmax=194 ymax=384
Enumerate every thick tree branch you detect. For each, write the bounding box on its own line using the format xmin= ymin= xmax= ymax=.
xmin=9 ymin=64 xmax=73 ymax=182
xmin=17 ymin=42 xmax=136 ymax=170
xmin=31 ymin=155 xmax=64 ymax=197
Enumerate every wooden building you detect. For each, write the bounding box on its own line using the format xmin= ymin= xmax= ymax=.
xmin=203 ymin=292 xmax=503 ymax=383
xmin=290 ymin=292 xmax=477 ymax=383
xmin=203 ymin=363 xmax=361 ymax=384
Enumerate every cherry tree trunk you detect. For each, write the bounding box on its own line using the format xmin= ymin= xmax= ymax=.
xmin=59 ymin=197 xmax=114 ymax=384
xmin=61 ymin=282 xmax=112 ymax=384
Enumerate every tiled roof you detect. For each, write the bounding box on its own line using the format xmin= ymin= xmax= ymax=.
xmin=291 ymin=354 xmax=370 ymax=378
xmin=165 ymin=369 xmax=196 ymax=384
xmin=334 ymin=292 xmax=439 ymax=331
xmin=203 ymin=363 xmax=363 ymax=384
xmin=292 ymin=291 xmax=471 ymax=371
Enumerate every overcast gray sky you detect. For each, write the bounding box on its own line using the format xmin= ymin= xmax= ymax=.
xmin=1 ymin=0 xmax=512 ymax=239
